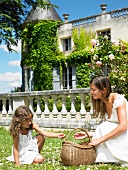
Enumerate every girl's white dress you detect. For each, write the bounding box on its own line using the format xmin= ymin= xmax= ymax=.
xmin=93 ymin=94 xmax=128 ymax=166
xmin=7 ymin=130 xmax=39 ymax=164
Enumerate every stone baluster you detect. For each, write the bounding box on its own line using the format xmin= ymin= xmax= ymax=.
xmin=35 ymin=96 xmax=42 ymax=118
xmin=2 ymin=98 xmax=7 ymax=117
xmin=28 ymin=97 xmax=34 ymax=113
xmin=8 ymin=97 xmax=13 ymax=116
xmin=44 ymin=96 xmax=50 ymax=119
xmin=60 ymin=95 xmax=67 ymax=120
xmin=52 ymin=95 xmax=58 ymax=120
xmin=70 ymin=94 xmax=77 ymax=121
xmin=79 ymin=93 xmax=86 ymax=116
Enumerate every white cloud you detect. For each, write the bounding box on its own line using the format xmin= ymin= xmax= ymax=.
xmin=8 ymin=81 xmax=21 ymax=87
xmin=0 ymin=41 xmax=21 ymax=53
xmin=0 ymin=72 xmax=21 ymax=82
xmin=0 ymin=44 xmax=8 ymax=52
xmin=0 ymin=81 xmax=21 ymax=93
xmin=8 ymin=60 xmax=21 ymax=67
xmin=0 ymin=84 xmax=12 ymax=93
xmin=12 ymin=41 xmax=21 ymax=52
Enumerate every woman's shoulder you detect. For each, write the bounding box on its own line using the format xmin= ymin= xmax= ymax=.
xmin=110 ymin=93 xmax=126 ymax=108
xmin=110 ymin=93 xmax=125 ymax=100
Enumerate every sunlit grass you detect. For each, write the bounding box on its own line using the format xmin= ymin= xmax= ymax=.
xmin=0 ymin=127 xmax=127 ymax=170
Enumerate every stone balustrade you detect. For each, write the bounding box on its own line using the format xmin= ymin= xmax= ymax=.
xmin=111 ymin=8 xmax=128 ymax=18
xmin=71 ymin=7 xmax=128 ymax=27
xmin=0 ymin=88 xmax=103 ymax=130
xmin=72 ymin=16 xmax=97 ymax=27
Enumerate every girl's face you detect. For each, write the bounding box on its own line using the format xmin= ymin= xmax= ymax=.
xmin=90 ymin=84 xmax=103 ymax=100
xmin=21 ymin=114 xmax=33 ymax=129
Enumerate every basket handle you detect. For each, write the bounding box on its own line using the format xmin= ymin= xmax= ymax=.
xmin=63 ymin=128 xmax=91 ymax=143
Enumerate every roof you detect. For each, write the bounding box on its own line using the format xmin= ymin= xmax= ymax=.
xmin=24 ymin=0 xmax=62 ymax=23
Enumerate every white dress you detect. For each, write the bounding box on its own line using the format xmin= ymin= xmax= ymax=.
xmin=93 ymin=94 xmax=128 ymax=166
xmin=7 ymin=130 xmax=39 ymax=164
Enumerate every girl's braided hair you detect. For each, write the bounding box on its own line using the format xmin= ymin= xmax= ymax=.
xmin=10 ymin=105 xmax=33 ymax=137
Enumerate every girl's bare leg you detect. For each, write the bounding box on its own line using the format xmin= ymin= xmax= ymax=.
xmin=33 ymin=134 xmax=45 ymax=164
xmin=36 ymin=134 xmax=45 ymax=153
xmin=33 ymin=154 xmax=44 ymax=164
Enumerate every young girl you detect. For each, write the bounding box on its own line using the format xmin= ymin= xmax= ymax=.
xmin=74 ymin=76 xmax=128 ymax=166
xmin=7 ymin=105 xmax=65 ymax=166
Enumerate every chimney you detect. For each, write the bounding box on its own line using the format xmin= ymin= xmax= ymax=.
xmin=63 ymin=14 xmax=69 ymax=23
xmin=100 ymin=4 xmax=107 ymax=13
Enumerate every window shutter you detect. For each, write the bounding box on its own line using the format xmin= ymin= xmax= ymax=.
xmin=72 ymin=66 xmax=76 ymax=89
xmin=29 ymin=68 xmax=34 ymax=91
xmin=53 ymin=67 xmax=60 ymax=90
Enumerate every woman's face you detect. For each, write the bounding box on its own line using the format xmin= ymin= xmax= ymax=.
xmin=21 ymin=114 xmax=33 ymax=129
xmin=90 ymin=84 xmax=103 ymax=100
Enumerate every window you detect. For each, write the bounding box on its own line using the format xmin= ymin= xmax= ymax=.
xmin=62 ymin=65 xmax=76 ymax=89
xmin=52 ymin=66 xmax=76 ymax=90
xmin=63 ymin=38 xmax=71 ymax=51
xmin=97 ymin=29 xmax=111 ymax=40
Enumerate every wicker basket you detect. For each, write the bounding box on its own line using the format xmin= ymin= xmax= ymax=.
xmin=60 ymin=128 xmax=96 ymax=166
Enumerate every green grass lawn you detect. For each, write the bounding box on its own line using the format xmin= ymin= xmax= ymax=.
xmin=0 ymin=127 xmax=127 ymax=170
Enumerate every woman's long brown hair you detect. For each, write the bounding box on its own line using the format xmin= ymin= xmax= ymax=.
xmin=90 ymin=76 xmax=112 ymax=118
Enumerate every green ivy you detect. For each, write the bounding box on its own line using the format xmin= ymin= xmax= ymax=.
xmin=21 ymin=20 xmax=63 ymax=90
xmin=76 ymin=63 xmax=90 ymax=88
xmin=66 ymin=28 xmax=95 ymax=88
xmin=72 ymin=28 xmax=95 ymax=51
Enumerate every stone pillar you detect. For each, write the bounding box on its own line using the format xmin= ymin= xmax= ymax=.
xmin=52 ymin=95 xmax=58 ymax=118
xmin=2 ymin=98 xmax=7 ymax=116
xmin=8 ymin=97 xmax=13 ymax=116
xmin=70 ymin=94 xmax=77 ymax=119
xmin=44 ymin=96 xmax=50 ymax=117
xmin=36 ymin=96 xmax=42 ymax=118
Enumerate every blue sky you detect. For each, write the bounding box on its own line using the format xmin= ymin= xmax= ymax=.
xmin=0 ymin=0 xmax=127 ymax=93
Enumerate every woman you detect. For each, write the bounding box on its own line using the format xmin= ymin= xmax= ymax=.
xmin=74 ymin=76 xmax=128 ymax=166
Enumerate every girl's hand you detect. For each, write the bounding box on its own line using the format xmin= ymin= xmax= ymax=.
xmin=58 ymin=133 xmax=65 ymax=139
xmin=74 ymin=131 xmax=87 ymax=140
xmin=15 ymin=163 xmax=20 ymax=166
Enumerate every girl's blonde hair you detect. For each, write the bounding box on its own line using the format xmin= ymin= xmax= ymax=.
xmin=90 ymin=76 xmax=112 ymax=118
xmin=10 ymin=105 xmax=33 ymax=137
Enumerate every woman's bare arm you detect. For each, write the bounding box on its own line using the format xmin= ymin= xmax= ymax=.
xmin=90 ymin=101 xmax=127 ymax=146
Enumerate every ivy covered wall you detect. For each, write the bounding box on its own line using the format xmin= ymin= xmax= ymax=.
xmin=21 ymin=20 xmax=128 ymax=99
xmin=21 ymin=20 xmax=62 ymax=90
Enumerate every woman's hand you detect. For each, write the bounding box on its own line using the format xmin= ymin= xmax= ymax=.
xmin=58 ymin=133 xmax=65 ymax=139
xmin=89 ymin=138 xmax=103 ymax=146
xmin=74 ymin=131 xmax=87 ymax=140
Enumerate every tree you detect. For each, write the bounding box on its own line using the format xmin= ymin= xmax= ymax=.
xmin=0 ymin=0 xmax=54 ymax=51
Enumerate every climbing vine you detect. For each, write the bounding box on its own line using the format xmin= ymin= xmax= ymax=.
xmin=21 ymin=20 xmax=63 ymax=90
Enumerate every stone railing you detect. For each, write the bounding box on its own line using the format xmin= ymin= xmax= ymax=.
xmin=0 ymin=88 xmax=103 ymax=130
xmin=111 ymin=8 xmax=128 ymax=18
xmin=71 ymin=16 xmax=97 ymax=27
xmin=70 ymin=7 xmax=128 ymax=27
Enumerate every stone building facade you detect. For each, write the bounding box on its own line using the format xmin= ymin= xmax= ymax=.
xmin=21 ymin=1 xmax=128 ymax=92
